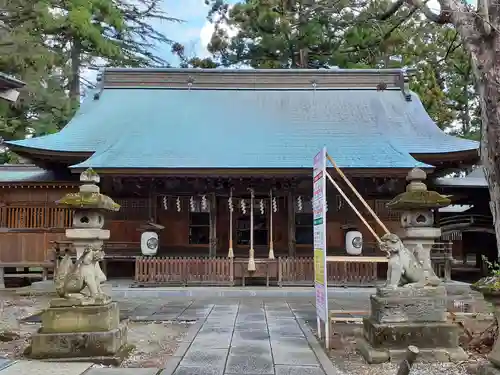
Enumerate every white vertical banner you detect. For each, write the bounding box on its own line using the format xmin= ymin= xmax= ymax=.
xmin=313 ymin=147 xmax=329 ymax=349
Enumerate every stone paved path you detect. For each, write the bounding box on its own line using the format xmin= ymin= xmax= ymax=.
xmin=161 ymin=300 xmax=331 ymax=375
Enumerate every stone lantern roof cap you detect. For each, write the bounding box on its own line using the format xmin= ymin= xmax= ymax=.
xmin=56 ymin=168 xmax=120 ymax=211
xmin=386 ymin=168 xmax=451 ymax=211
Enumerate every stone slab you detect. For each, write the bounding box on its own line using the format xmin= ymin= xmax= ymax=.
xmin=41 ymin=302 xmax=120 ymax=333
xmin=0 ymin=359 xmax=12 ymax=371
xmin=179 ymin=348 xmax=228 ymax=369
xmin=370 ymin=294 xmax=447 ymax=323
xmin=226 ymin=346 xmax=274 ymax=375
xmin=85 ymin=368 xmax=160 ymax=375
xmin=172 ymin=366 xmax=222 ymax=375
xmin=29 ymin=321 xmax=128 ymax=360
xmin=273 ymin=347 xmax=319 ymax=366
xmin=0 ymin=361 xmax=93 ymax=375
xmin=363 ymin=317 xmax=460 ymax=349
xmin=275 ymin=365 xmax=326 ymax=375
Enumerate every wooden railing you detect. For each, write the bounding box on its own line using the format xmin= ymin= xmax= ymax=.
xmin=431 ymin=241 xmax=453 ymax=281
xmin=135 ymin=257 xmax=235 ymax=286
xmin=0 ymin=205 xmax=73 ymax=229
xmin=278 ymin=256 xmax=383 ymax=287
xmin=439 ymin=214 xmax=493 ymax=231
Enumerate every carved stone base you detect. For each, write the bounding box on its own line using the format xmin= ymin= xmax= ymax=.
xmin=363 ymin=317 xmax=460 ymax=349
xmin=50 ymin=294 xmax=112 ymax=308
xmin=41 ymin=302 xmax=119 ymax=333
xmin=356 ymin=336 xmax=468 ymax=364
xmin=371 ymin=286 xmax=447 ymax=323
xmin=28 ymin=321 xmax=128 ymax=364
xmin=358 ymin=285 xmax=467 ymax=364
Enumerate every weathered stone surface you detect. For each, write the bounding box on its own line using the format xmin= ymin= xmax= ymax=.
xmin=180 ymin=348 xmax=228 ymax=369
xmin=30 ymin=321 xmax=127 ymax=359
xmin=356 ymin=337 xmax=390 ymax=364
xmin=376 ymin=285 xmax=446 ymax=298
xmin=86 ymin=368 xmax=159 ymax=375
xmin=0 ymin=361 xmax=93 ymax=375
xmin=356 ymin=337 xmax=468 ymax=364
xmin=363 ymin=318 xmax=459 ymax=349
xmin=41 ymin=302 xmax=119 ymax=333
xmin=172 ymin=367 xmax=222 ymax=375
xmin=226 ymin=346 xmax=274 ymax=375
xmin=275 ymin=365 xmax=326 ymax=375
xmin=370 ymin=294 xmax=447 ymax=323
xmin=0 ymin=358 xmax=12 ymax=371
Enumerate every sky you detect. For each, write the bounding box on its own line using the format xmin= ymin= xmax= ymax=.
xmin=81 ymin=0 xmax=458 ymax=85
xmin=152 ymin=0 xmax=237 ymax=65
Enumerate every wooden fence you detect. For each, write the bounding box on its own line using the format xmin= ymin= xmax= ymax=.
xmin=277 ymin=257 xmax=380 ymax=286
xmin=135 ymin=257 xmax=235 ymax=286
xmin=0 ymin=206 xmax=73 ymax=229
xmin=0 ymin=231 xmax=65 ymax=263
xmin=134 ymin=242 xmax=453 ymax=287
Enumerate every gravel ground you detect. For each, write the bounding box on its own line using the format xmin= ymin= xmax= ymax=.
xmin=0 ymin=291 xmax=190 ymax=367
xmin=328 ymin=330 xmax=478 ymax=375
xmin=121 ymin=321 xmax=190 ymax=368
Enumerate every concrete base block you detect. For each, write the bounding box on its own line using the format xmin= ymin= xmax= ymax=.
xmin=41 ymin=302 xmax=119 ymax=333
xmin=29 ymin=321 xmax=128 ymax=363
xmin=363 ymin=317 xmax=460 ymax=349
xmin=356 ymin=337 xmax=468 ymax=364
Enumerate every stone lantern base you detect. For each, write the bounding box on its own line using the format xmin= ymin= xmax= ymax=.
xmin=27 ymin=302 xmax=130 ymax=365
xmin=356 ymin=286 xmax=468 ymax=363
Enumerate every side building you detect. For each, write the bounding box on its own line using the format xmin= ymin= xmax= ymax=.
xmin=0 ymin=68 xmax=479 ymax=285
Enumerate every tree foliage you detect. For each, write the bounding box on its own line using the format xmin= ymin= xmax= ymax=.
xmin=201 ymin=0 xmax=479 ymax=136
xmin=0 ymin=0 xmax=180 ymax=160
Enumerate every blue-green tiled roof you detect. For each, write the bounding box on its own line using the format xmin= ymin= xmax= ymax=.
xmin=0 ymin=165 xmax=54 ymax=182
xmin=7 ymin=76 xmax=478 ymax=170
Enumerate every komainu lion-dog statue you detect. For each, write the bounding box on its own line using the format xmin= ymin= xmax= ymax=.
xmin=380 ymin=233 xmax=437 ymax=289
xmin=54 ymin=244 xmax=108 ymax=304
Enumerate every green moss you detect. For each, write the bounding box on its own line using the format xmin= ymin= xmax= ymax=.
xmin=471 ymin=276 xmax=500 ymax=293
xmin=386 ymin=190 xmax=451 ymax=210
xmin=56 ymin=192 xmax=120 ymax=211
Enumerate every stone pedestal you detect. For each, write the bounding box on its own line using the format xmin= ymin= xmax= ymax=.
xmin=29 ymin=302 xmax=129 ymax=365
xmin=357 ymin=286 xmax=467 ymax=363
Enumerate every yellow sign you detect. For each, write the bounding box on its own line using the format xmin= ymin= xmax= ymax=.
xmin=314 ymin=248 xmax=325 ymax=285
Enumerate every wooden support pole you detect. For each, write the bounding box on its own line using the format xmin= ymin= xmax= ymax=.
xmin=326 ymin=153 xmax=390 ymax=235
xmin=287 ymin=192 xmax=296 ymax=257
xmin=228 ymin=188 xmax=234 ymax=258
xmin=325 ymin=171 xmax=381 ymax=243
xmin=268 ymin=189 xmax=275 ymax=260
xmin=248 ymin=189 xmax=256 ymax=271
xmin=209 ymin=193 xmax=217 ymax=257
xmin=396 ymin=346 xmax=419 ymax=375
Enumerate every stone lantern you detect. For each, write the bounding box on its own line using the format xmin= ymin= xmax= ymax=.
xmin=60 ymin=168 xmax=120 ymax=260
xmin=27 ymin=168 xmax=128 ymax=364
xmin=386 ymin=168 xmax=451 ymax=284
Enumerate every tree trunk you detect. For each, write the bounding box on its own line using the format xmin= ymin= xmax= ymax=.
xmin=472 ymin=45 xmax=500 ymax=260
xmin=442 ymin=0 xmax=500 ymax=258
xmin=69 ymin=38 xmax=82 ymax=104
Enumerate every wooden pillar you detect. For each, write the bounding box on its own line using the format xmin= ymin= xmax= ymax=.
xmin=287 ymin=191 xmax=296 ymax=257
xmin=209 ymin=193 xmax=217 ymax=257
